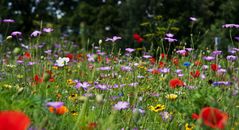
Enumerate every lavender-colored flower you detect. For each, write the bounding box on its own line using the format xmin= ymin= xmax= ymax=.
xmin=31 ymin=30 xmax=41 ymax=37
xmin=164 ymin=37 xmax=177 ymax=42
xmin=128 ymin=82 xmax=139 ymax=87
xmin=133 ymin=108 xmax=145 ymax=114
xmin=143 ymin=55 xmax=152 ymax=59
xmin=113 ymin=101 xmax=130 ymax=110
xmin=165 ymin=33 xmax=174 ymax=38
xmin=95 ymin=84 xmax=108 ymax=90
xmin=121 ymin=66 xmax=132 ymax=71
xmin=200 ymin=74 xmax=206 ymax=79
xmin=46 ymin=101 xmax=64 ymax=108
xmin=185 ymin=48 xmax=194 ymax=51
xmin=178 ymin=73 xmax=184 ymax=77
xmin=189 ymin=17 xmax=197 ymax=21
xmin=44 ymin=50 xmax=52 ymax=54
xmin=222 ymin=24 xmax=239 ymax=28
xmin=175 ymin=69 xmax=182 ymax=74
xmin=16 ymin=60 xmax=24 ymax=64
xmin=87 ymin=54 xmax=96 ymax=62
xmin=125 ymin=48 xmax=135 ymax=53
xmin=28 ymin=62 xmax=36 ymax=66
xmin=232 ymin=48 xmax=239 ymax=52
xmin=235 ymin=37 xmax=239 ymax=41
xmin=160 ymin=111 xmax=172 ymax=121
xmin=2 ymin=19 xmax=15 ymax=23
xmin=99 ymin=66 xmax=111 ymax=71
xmin=211 ymin=50 xmax=222 ymax=56
xmin=159 ymin=68 xmax=170 ymax=73
xmin=75 ymin=82 xmax=91 ymax=90
xmin=212 ymin=81 xmax=232 ymax=86
xmin=105 ymin=36 xmax=122 ymax=42
xmin=226 ymin=55 xmax=237 ymax=61
xmin=176 ymin=50 xmax=187 ymax=55
xmin=11 ymin=31 xmax=22 ymax=37
xmin=203 ymin=56 xmax=215 ymax=61
xmin=137 ymin=75 xmax=144 ymax=79
xmin=43 ymin=28 xmax=53 ymax=33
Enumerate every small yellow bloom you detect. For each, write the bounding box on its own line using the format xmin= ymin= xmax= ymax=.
xmin=71 ymin=110 xmax=78 ymax=116
xmin=68 ymin=94 xmax=78 ymax=101
xmin=153 ymin=104 xmax=166 ymax=112
xmin=52 ymin=66 xmax=58 ymax=70
xmin=165 ymin=94 xmax=178 ymax=100
xmin=185 ymin=123 xmax=195 ymax=130
xmin=67 ymin=79 xmax=76 ymax=85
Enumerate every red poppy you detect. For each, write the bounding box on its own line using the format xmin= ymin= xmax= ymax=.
xmin=172 ymin=58 xmax=179 ymax=66
xmin=160 ymin=53 xmax=167 ymax=59
xmin=133 ymin=33 xmax=143 ymax=43
xmin=194 ymin=60 xmax=201 ymax=66
xmin=151 ymin=69 xmax=160 ymax=75
xmin=149 ymin=57 xmax=156 ymax=64
xmin=24 ymin=52 xmax=31 ymax=59
xmin=190 ymin=70 xmax=200 ymax=78
xmin=211 ymin=64 xmax=218 ymax=71
xmin=0 ymin=111 xmax=31 ymax=130
xmin=169 ymin=78 xmax=184 ymax=88
xmin=66 ymin=53 xmax=74 ymax=60
xmin=158 ymin=61 xmax=165 ymax=68
xmin=34 ymin=74 xmax=43 ymax=84
xmin=192 ymin=107 xmax=228 ymax=129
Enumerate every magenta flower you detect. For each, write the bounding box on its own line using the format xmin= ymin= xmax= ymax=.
xmin=113 ymin=101 xmax=130 ymax=110
xmin=165 ymin=33 xmax=174 ymax=38
xmin=30 ymin=30 xmax=41 ymax=37
xmin=222 ymin=24 xmax=239 ymax=28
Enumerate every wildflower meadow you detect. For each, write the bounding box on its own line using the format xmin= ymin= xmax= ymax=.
xmin=0 ymin=1 xmax=239 ymax=130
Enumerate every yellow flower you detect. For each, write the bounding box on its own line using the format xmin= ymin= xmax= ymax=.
xmin=71 ymin=110 xmax=78 ymax=116
xmin=67 ymin=79 xmax=76 ymax=85
xmin=185 ymin=123 xmax=195 ymax=130
xmin=52 ymin=66 xmax=58 ymax=70
xmin=165 ymin=94 xmax=178 ymax=100
xmin=153 ymin=104 xmax=166 ymax=112
xmin=68 ymin=94 xmax=78 ymax=101
xmin=149 ymin=104 xmax=166 ymax=112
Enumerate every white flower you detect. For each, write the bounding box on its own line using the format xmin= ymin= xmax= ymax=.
xmin=56 ymin=57 xmax=70 ymax=67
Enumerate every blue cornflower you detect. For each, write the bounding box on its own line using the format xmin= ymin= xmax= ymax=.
xmin=183 ymin=62 xmax=191 ymax=67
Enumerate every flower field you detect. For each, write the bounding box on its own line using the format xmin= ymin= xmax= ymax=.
xmin=0 ymin=20 xmax=239 ymax=130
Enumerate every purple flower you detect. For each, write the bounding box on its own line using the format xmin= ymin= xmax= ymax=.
xmin=212 ymin=81 xmax=232 ymax=86
xmin=1 ymin=19 xmax=15 ymax=23
xmin=11 ymin=31 xmax=22 ymax=37
xmin=95 ymin=84 xmax=108 ymax=90
xmin=175 ymin=69 xmax=182 ymax=74
xmin=128 ymin=82 xmax=138 ymax=87
xmin=211 ymin=50 xmax=222 ymax=56
xmin=160 ymin=111 xmax=172 ymax=121
xmin=176 ymin=50 xmax=187 ymax=55
xmin=143 ymin=55 xmax=152 ymax=59
xmin=222 ymin=24 xmax=239 ymax=28
xmin=105 ymin=36 xmax=122 ymax=42
xmin=189 ymin=17 xmax=197 ymax=21
xmin=185 ymin=48 xmax=194 ymax=51
xmin=75 ymin=82 xmax=91 ymax=90
xmin=226 ymin=55 xmax=238 ymax=61
xmin=164 ymin=37 xmax=177 ymax=42
xmin=43 ymin=28 xmax=54 ymax=33
xmin=44 ymin=50 xmax=52 ymax=54
xmin=99 ymin=66 xmax=111 ymax=71
xmin=165 ymin=33 xmax=174 ymax=38
xmin=46 ymin=101 xmax=64 ymax=108
xmin=28 ymin=62 xmax=36 ymax=66
xmin=202 ymin=65 xmax=209 ymax=70
xmin=87 ymin=54 xmax=96 ymax=62
xmin=125 ymin=48 xmax=135 ymax=53
xmin=159 ymin=68 xmax=170 ymax=73
xmin=121 ymin=66 xmax=132 ymax=71
xmin=235 ymin=37 xmax=239 ymax=41
xmin=133 ymin=108 xmax=145 ymax=114
xmin=113 ymin=101 xmax=130 ymax=110
xmin=203 ymin=56 xmax=215 ymax=61
xmin=31 ymin=30 xmax=41 ymax=37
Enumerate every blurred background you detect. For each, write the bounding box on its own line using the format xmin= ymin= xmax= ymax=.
xmin=0 ymin=0 xmax=239 ymax=51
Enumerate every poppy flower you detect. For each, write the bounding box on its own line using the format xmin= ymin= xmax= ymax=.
xmin=172 ymin=58 xmax=179 ymax=66
xmin=160 ymin=53 xmax=167 ymax=59
xmin=149 ymin=57 xmax=156 ymax=64
xmin=158 ymin=61 xmax=166 ymax=68
xmin=169 ymin=78 xmax=184 ymax=88
xmin=194 ymin=60 xmax=201 ymax=66
xmin=192 ymin=107 xmax=228 ymax=129
xmin=190 ymin=70 xmax=200 ymax=78
xmin=211 ymin=64 xmax=218 ymax=71
xmin=133 ymin=33 xmax=143 ymax=43
xmin=0 ymin=111 xmax=31 ymax=130
xmin=66 ymin=53 xmax=74 ymax=60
